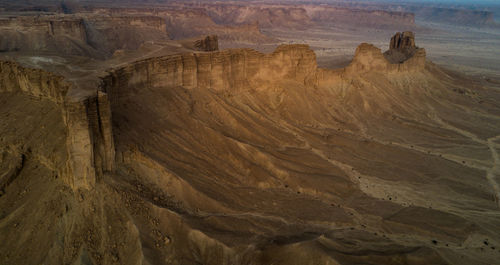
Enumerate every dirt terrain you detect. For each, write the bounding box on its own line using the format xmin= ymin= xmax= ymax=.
xmin=0 ymin=1 xmax=500 ymax=265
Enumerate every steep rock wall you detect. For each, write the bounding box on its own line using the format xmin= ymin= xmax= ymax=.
xmin=0 ymin=61 xmax=70 ymax=103
xmin=303 ymin=6 xmax=415 ymax=27
xmin=0 ymin=61 xmax=115 ymax=190
xmin=84 ymin=15 xmax=169 ymax=54
xmin=346 ymin=43 xmax=426 ymax=75
xmin=89 ymin=7 xmax=272 ymax=43
xmin=161 ymin=3 xmax=415 ymax=29
xmin=103 ymin=41 xmax=427 ymax=100
xmin=0 ymin=42 xmax=426 ymax=191
xmin=0 ymin=14 xmax=169 ymax=58
xmin=193 ymin=35 xmax=219 ymax=51
xmin=103 ymin=44 xmax=318 ymax=97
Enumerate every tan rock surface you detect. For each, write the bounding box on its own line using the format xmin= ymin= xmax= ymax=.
xmin=1 ymin=32 xmax=500 ymax=265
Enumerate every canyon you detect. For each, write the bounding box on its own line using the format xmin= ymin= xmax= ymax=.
xmin=0 ymin=1 xmax=500 ymax=265
xmin=1 ymin=29 xmax=500 ymax=264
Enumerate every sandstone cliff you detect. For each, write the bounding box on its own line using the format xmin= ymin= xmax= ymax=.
xmin=3 ymin=29 xmax=500 ymax=265
xmin=384 ymin=31 xmax=424 ymax=65
xmin=344 ymin=31 xmax=425 ymax=75
xmin=93 ymin=37 xmax=500 ymax=265
xmin=103 ymin=44 xmax=318 ymax=96
xmin=389 ymin=31 xmax=416 ymax=50
xmin=0 ymin=60 xmax=115 ymax=190
xmin=303 ymin=5 xmax=415 ymax=28
xmin=0 ymin=37 xmax=426 ymax=193
xmin=193 ymin=35 xmax=219 ymax=52
xmin=201 ymin=4 xmax=314 ymax=29
xmin=169 ymin=2 xmax=415 ymax=29
xmin=89 ymin=7 xmax=273 ymax=43
xmin=0 ymin=14 xmax=170 ymax=58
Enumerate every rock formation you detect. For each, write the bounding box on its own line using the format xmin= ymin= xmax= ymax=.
xmin=0 ymin=60 xmax=115 ymax=190
xmin=384 ymin=31 xmax=424 ymax=64
xmin=389 ymin=31 xmax=416 ymax=50
xmin=303 ymin=5 xmax=415 ymax=28
xmin=174 ymin=2 xmax=415 ymax=29
xmin=193 ymin=35 xmax=219 ymax=51
xmin=103 ymin=44 xmax=318 ymax=94
xmin=0 ymin=15 xmax=170 ymax=58
xmin=2 ymin=31 xmax=500 ymax=265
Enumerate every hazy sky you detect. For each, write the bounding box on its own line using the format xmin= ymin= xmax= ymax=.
xmin=382 ymin=0 xmax=500 ymax=5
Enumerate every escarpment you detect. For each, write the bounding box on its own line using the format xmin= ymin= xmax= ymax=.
xmin=94 ymin=35 xmax=500 ymax=265
xmin=0 ymin=15 xmax=170 ymax=58
xmin=7 ymin=31 xmax=500 ymax=265
xmin=0 ymin=61 xmax=115 ymax=190
xmin=104 ymin=35 xmax=427 ymax=100
xmin=193 ymin=35 xmax=219 ymax=51
xmin=103 ymin=44 xmax=318 ymax=95
xmin=0 ymin=33 xmax=428 ymax=192
xmin=346 ymin=32 xmax=425 ymax=74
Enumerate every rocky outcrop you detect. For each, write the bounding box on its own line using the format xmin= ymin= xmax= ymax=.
xmin=389 ymin=31 xmax=416 ymax=50
xmin=160 ymin=8 xmax=272 ymax=42
xmin=0 ymin=16 xmax=97 ymax=57
xmin=0 ymin=14 xmax=170 ymax=58
xmin=342 ymin=32 xmax=425 ymax=75
xmin=303 ymin=5 xmax=415 ymax=28
xmin=163 ymin=3 xmax=414 ymax=29
xmin=84 ymin=15 xmax=169 ymax=55
xmin=347 ymin=42 xmax=426 ymax=75
xmin=384 ymin=31 xmax=424 ymax=65
xmin=103 ymin=44 xmax=317 ymax=95
xmin=84 ymin=91 xmax=115 ymax=178
xmin=63 ymin=91 xmax=115 ymax=189
xmin=0 ymin=33 xmax=428 ymax=191
xmin=201 ymin=4 xmax=314 ymax=29
xmin=193 ymin=35 xmax=219 ymax=51
xmin=0 ymin=60 xmax=70 ymax=103
xmin=0 ymin=61 xmax=115 ymax=190
xmin=89 ymin=7 xmax=273 ymax=43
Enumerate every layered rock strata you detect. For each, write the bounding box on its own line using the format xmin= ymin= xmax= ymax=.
xmin=389 ymin=31 xmax=416 ymax=50
xmin=103 ymin=44 xmax=319 ymax=95
xmin=193 ymin=35 xmax=219 ymax=51
xmin=0 ymin=15 xmax=169 ymax=58
xmin=384 ymin=31 xmax=424 ymax=64
xmin=0 ymin=61 xmax=114 ymax=190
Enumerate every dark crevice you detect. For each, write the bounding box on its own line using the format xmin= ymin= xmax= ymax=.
xmin=0 ymin=153 xmax=26 ymax=197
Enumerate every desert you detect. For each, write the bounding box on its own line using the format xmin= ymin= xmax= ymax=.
xmin=0 ymin=1 xmax=500 ymax=264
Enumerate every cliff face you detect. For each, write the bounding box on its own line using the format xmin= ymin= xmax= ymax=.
xmin=160 ymin=8 xmax=272 ymax=42
xmin=384 ymin=31 xmax=425 ymax=65
xmin=0 ymin=14 xmax=170 ymax=58
xmin=4 ymin=28 xmax=500 ymax=265
xmin=103 ymin=44 xmax=318 ymax=96
xmin=202 ymin=4 xmax=314 ymax=29
xmin=0 ymin=60 xmax=70 ymax=103
xmin=104 ymin=39 xmax=426 ymax=101
xmin=94 ymin=38 xmax=500 ymax=265
xmin=346 ymin=31 xmax=426 ymax=75
xmin=303 ymin=5 xmax=415 ymax=28
xmin=193 ymin=35 xmax=219 ymax=51
xmin=166 ymin=3 xmax=415 ymax=29
xmin=0 ymin=61 xmax=114 ymax=190
xmin=0 ymin=16 xmax=94 ymax=56
xmin=389 ymin=31 xmax=416 ymax=50
xmin=84 ymin=15 xmax=169 ymax=54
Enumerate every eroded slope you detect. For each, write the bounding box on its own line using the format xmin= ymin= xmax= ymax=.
xmin=100 ymin=41 xmax=500 ymax=264
xmin=1 ymin=34 xmax=500 ymax=265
